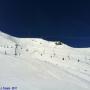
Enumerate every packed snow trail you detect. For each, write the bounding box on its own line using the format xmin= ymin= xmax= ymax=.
xmin=0 ymin=54 xmax=90 ymax=90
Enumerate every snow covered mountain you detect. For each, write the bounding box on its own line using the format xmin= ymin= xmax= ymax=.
xmin=0 ymin=31 xmax=90 ymax=90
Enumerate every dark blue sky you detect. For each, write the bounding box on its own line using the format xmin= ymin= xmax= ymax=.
xmin=0 ymin=0 xmax=90 ymax=46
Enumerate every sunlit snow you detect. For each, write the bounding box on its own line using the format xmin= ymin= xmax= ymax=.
xmin=0 ymin=31 xmax=90 ymax=90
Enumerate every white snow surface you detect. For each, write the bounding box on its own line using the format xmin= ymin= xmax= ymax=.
xmin=0 ymin=31 xmax=90 ymax=90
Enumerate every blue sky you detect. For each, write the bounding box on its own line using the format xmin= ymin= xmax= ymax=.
xmin=0 ymin=0 xmax=90 ymax=47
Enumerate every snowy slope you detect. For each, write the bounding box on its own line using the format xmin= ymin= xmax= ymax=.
xmin=0 ymin=54 xmax=90 ymax=90
xmin=0 ymin=31 xmax=90 ymax=90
